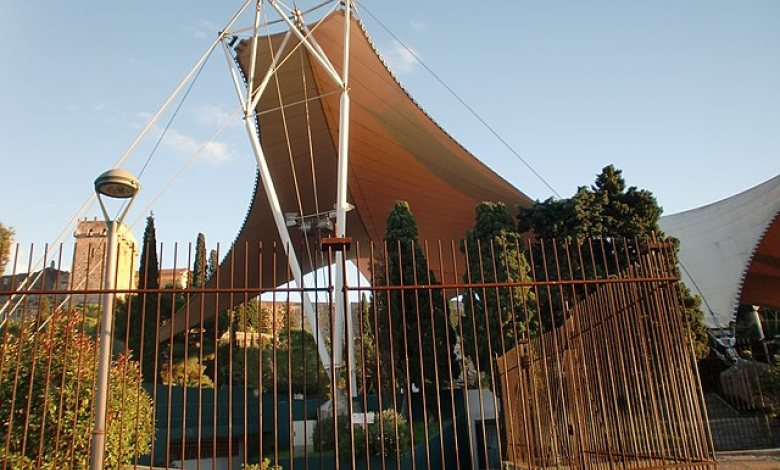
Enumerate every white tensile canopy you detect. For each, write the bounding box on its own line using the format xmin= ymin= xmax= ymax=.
xmin=659 ymin=174 xmax=780 ymax=329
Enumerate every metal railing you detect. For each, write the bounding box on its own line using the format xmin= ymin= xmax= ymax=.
xmin=0 ymin=237 xmax=716 ymax=469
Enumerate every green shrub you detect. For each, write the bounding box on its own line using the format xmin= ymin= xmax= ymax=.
xmin=313 ymin=415 xmax=365 ymax=457
xmin=243 ymin=458 xmax=281 ymax=470
xmin=313 ymin=409 xmax=410 ymax=458
xmin=368 ymin=410 xmax=411 ymax=456
xmin=161 ymin=356 xmax=214 ymax=388
xmin=0 ymin=312 xmax=153 ymax=469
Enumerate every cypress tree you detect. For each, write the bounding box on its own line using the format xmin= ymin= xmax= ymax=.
xmin=207 ymin=249 xmax=219 ymax=282
xmin=357 ymin=293 xmax=378 ymax=393
xmin=138 ymin=214 xmax=159 ymax=291
xmin=119 ymin=213 xmax=161 ymax=381
xmin=192 ymin=232 xmax=207 ymax=288
xmin=461 ymin=202 xmax=536 ymax=375
xmin=373 ymin=201 xmax=460 ymax=410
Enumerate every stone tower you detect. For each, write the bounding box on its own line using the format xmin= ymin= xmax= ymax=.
xmin=71 ymin=217 xmax=138 ymax=304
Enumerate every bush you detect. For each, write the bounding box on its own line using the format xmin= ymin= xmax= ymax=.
xmin=243 ymin=458 xmax=281 ymax=470
xmin=213 ymin=343 xmax=262 ymax=388
xmin=263 ymin=329 xmax=329 ymax=396
xmin=161 ymin=356 xmax=214 ymax=388
xmin=313 ymin=415 xmax=365 ymax=457
xmin=0 ymin=311 xmax=153 ymax=469
xmin=313 ymin=409 xmax=410 ymax=458
xmin=367 ymin=410 xmax=411 ymax=457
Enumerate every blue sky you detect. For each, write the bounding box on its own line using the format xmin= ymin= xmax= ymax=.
xmin=0 ymin=1 xmax=778 ymax=269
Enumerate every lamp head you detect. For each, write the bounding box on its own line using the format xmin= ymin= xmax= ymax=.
xmin=94 ymin=168 xmax=140 ymax=199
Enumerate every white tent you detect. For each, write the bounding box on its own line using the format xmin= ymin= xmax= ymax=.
xmin=659 ymin=175 xmax=780 ymax=329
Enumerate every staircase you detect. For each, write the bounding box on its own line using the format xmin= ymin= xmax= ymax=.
xmin=706 ymin=394 xmax=780 ymax=451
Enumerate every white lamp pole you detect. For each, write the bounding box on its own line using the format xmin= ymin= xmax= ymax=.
xmin=90 ymin=169 xmax=140 ymax=470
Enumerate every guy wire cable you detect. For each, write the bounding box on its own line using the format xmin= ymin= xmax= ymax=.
xmin=355 ymin=0 xmax=561 ymax=199
xmin=1 ymin=0 xmax=255 ymax=316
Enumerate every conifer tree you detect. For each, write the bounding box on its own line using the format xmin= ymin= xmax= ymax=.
xmin=517 ymin=165 xmax=661 ymax=240
xmin=119 ymin=213 xmax=161 ymax=381
xmin=517 ymin=165 xmax=709 ymax=358
xmin=207 ymin=249 xmax=219 ymax=282
xmin=138 ymin=213 xmax=159 ymax=291
xmin=461 ymin=202 xmax=536 ymax=375
xmin=373 ymin=201 xmax=460 ymax=408
xmin=192 ymin=232 xmax=207 ymax=288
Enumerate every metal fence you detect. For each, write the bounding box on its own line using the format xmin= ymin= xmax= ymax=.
xmin=0 ymin=237 xmax=716 ymax=469
xmin=697 ymin=331 xmax=780 ymax=452
xmin=496 ymin=241 xmax=713 ymax=468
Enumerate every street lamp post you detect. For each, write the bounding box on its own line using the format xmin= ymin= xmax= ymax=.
xmin=91 ymin=169 xmax=140 ymax=470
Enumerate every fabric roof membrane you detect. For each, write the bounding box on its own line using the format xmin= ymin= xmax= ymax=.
xmin=161 ymin=10 xmax=531 ymax=340
xmin=659 ymin=174 xmax=780 ymax=329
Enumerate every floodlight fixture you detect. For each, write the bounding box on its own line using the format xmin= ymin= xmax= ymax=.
xmin=317 ymin=217 xmax=334 ymax=232
xmin=94 ymin=169 xmax=141 ymax=227
xmin=285 ymin=212 xmax=299 ymax=227
xmin=94 ymin=168 xmax=141 ymax=199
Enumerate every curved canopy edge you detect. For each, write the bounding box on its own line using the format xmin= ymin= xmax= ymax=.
xmin=659 ymin=174 xmax=780 ymax=328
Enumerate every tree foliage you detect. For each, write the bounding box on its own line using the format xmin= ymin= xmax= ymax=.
xmin=138 ymin=214 xmax=159 ymax=291
xmin=313 ymin=409 xmax=410 ymax=458
xmin=681 ymin=283 xmax=711 ymax=360
xmin=373 ymin=201 xmax=460 ymax=401
xmin=356 ymin=293 xmax=378 ymax=394
xmin=206 ymin=324 xmax=328 ymax=396
xmin=262 ymin=329 xmax=329 ymax=396
xmin=213 ymin=344 xmax=264 ymax=390
xmin=0 ymin=310 xmax=153 ymax=468
xmin=0 ymin=222 xmax=14 ymax=274
xmin=161 ymin=356 xmax=214 ymax=388
xmin=207 ymin=249 xmax=219 ymax=282
xmin=115 ymin=213 xmax=193 ymax=380
xmin=231 ymin=298 xmax=271 ymax=333
xmin=518 ymin=165 xmax=661 ymax=240
xmin=191 ymin=232 xmax=207 ymax=289
xmin=243 ymin=458 xmax=282 ymax=470
xmin=517 ymin=165 xmax=709 ymax=358
xmin=460 ymin=202 xmax=537 ymax=374
xmin=115 ymin=289 xmax=186 ymax=382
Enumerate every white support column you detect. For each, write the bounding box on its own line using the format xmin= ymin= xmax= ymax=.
xmin=332 ymin=0 xmax=356 ymax=397
xmin=248 ymin=31 xmax=293 ymax=112
xmin=223 ymin=40 xmax=333 ymax=371
xmin=244 ymin=121 xmax=333 ymax=371
xmin=223 ymin=0 xmax=355 ymax=388
xmin=345 ymin=278 xmax=357 ymax=398
xmin=245 ymin=1 xmax=263 ymax=116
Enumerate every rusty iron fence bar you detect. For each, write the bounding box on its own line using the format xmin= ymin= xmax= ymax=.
xmin=0 ymin=238 xmax=719 ymax=469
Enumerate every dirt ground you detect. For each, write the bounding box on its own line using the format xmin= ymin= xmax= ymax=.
xmin=717 ymin=450 xmax=780 ymax=469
